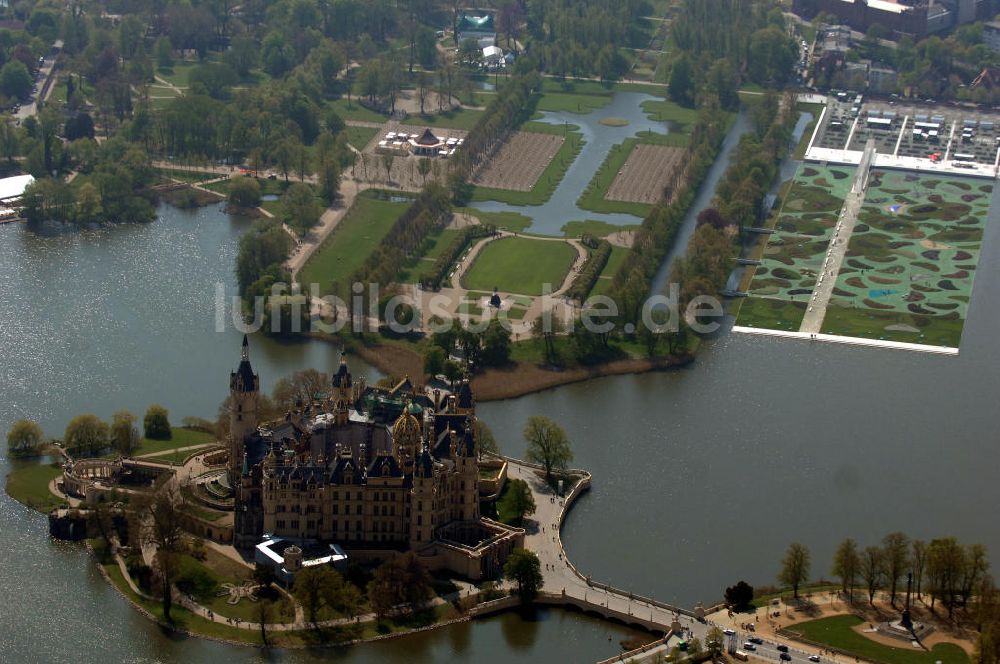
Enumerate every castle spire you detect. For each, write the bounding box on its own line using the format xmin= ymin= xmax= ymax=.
xmin=241 ymin=333 xmax=250 ymax=361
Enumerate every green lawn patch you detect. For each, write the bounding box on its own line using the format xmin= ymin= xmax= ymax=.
xmin=591 ymin=246 xmax=629 ymax=297
xmin=345 ymin=126 xmax=378 ymax=150
xmin=735 ymin=297 xmax=808 ymax=332
xmin=640 ymin=99 xmax=700 ymax=136
xmin=469 ymin=122 xmax=584 ymax=206
xmin=5 ymin=461 xmax=64 ymax=512
xmin=561 ymin=219 xmax=640 ymax=238
xmin=398 ymin=227 xmax=462 ymax=283
xmin=157 ymin=61 xmax=199 ymax=87
xmin=787 ymin=615 xmax=969 ymax=664
xmin=409 ymin=107 xmax=484 ymax=130
xmin=462 ymin=236 xmax=577 ymax=296
xmin=327 ymin=98 xmax=390 ymax=123
xmin=134 ymin=428 xmax=215 ymax=458
xmin=298 ymin=192 xmax=409 ymax=296
xmin=456 ymin=208 xmax=533 ymax=232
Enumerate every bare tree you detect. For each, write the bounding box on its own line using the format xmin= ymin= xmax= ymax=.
xmin=860 ymin=545 xmax=883 ymax=605
xmin=882 ymin=532 xmax=910 ymax=607
xmin=133 ymin=484 xmax=186 ymax=621
xmin=778 ymin=542 xmax=811 ymax=599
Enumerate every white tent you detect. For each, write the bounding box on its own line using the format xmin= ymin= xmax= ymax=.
xmin=0 ymin=174 xmax=34 ymax=203
xmin=482 ymin=45 xmax=503 ymax=65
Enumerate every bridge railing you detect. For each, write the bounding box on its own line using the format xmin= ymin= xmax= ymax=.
xmin=594 ymin=630 xmax=673 ymax=664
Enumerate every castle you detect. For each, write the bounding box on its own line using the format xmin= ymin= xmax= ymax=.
xmin=228 ymin=336 xmax=523 ymax=580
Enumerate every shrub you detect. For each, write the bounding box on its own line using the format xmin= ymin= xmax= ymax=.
xmin=143 ymin=405 xmax=171 ymax=440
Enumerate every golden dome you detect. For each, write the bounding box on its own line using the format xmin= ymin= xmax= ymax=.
xmin=392 ymin=403 xmax=421 ymax=440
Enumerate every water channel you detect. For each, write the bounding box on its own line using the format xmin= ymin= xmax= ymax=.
xmin=468 ymin=91 xmax=666 ymax=235
xmin=1 ymin=93 xmax=998 ymax=661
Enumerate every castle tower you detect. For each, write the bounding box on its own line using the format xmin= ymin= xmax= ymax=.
xmin=455 ymin=379 xmax=475 ymax=416
xmin=332 ymin=352 xmax=352 ymax=425
xmin=456 ymin=419 xmax=480 ymax=521
xmin=228 ymin=334 xmax=260 ymax=485
xmin=391 ymin=401 xmax=422 ymax=475
xmin=409 ymin=446 xmax=436 ymax=546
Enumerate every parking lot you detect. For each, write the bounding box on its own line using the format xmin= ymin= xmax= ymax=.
xmin=806 ymin=94 xmax=1000 ymax=174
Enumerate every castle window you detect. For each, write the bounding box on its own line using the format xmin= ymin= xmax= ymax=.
xmin=356 ymin=505 xmax=362 ymax=515
xmin=333 ymin=505 xmax=338 ymax=515
xmin=357 ymin=492 xmax=362 ymax=500
xmin=381 ymin=506 xmax=387 ymax=516
xmin=417 ymin=515 xmax=422 ymax=526
xmin=291 ymin=520 xmax=299 ymax=529
xmin=333 ymin=491 xmax=338 ymax=500
xmin=277 ymin=520 xmax=285 ymax=529
xmin=390 ymin=505 xmax=395 ymax=516
xmin=307 ymin=520 xmax=314 ymax=530
xmin=355 ymin=521 xmax=362 ymax=531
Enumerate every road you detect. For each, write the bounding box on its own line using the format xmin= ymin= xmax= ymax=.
xmin=14 ymin=52 xmax=58 ymax=121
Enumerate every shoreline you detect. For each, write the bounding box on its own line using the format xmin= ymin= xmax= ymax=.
xmin=311 ymin=331 xmax=696 ymax=402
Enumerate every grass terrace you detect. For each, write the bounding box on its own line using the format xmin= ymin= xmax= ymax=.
xmin=298 ymin=191 xmax=410 ymax=296
xmin=462 ymin=236 xmax=577 ymax=296
xmin=5 ymin=461 xmax=63 ymax=512
xmin=787 ymin=615 xmax=969 ymax=664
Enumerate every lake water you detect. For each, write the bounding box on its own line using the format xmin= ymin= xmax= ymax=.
xmin=1 ymin=96 xmax=998 ymax=661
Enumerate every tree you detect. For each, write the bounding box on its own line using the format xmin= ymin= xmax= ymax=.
xmin=254 ymin=598 xmax=274 ymax=645
xmin=912 ymin=539 xmax=927 ymax=599
xmin=475 ymin=419 xmax=499 ymax=459
xmin=504 ymin=478 xmax=536 ymax=525
xmin=523 ymin=416 xmax=573 ymax=483
xmin=281 ymin=182 xmax=321 ymax=234
xmin=134 ymin=485 xmax=185 ymax=621
xmin=154 ymin=36 xmax=174 ymax=69
xmin=724 ymin=580 xmax=754 ymax=610
xmin=7 ymin=419 xmax=44 ymax=457
xmin=64 ymin=414 xmax=109 ymax=456
xmin=832 ymin=537 xmax=860 ymax=599
xmin=144 ymin=404 xmax=171 ymax=440
xmin=367 ymin=552 xmax=432 ymax=619
xmin=293 ymin=565 xmax=338 ymax=627
xmin=778 ymin=542 xmax=810 ymax=598
xmin=110 ymin=411 xmax=140 ymax=455
xmin=423 ymin=345 xmax=445 ymax=378
xmin=481 ymin=318 xmax=511 ymax=367
xmin=860 ymin=545 xmax=883 ymax=605
xmin=705 ymin=626 xmax=725 ymax=658
xmin=272 ymin=369 xmax=329 ymax=412
xmin=0 ymin=61 xmax=32 ymax=100
xmin=882 ymin=532 xmax=911 ymax=607
xmin=417 ymin=157 xmax=431 ymax=185
xmin=668 ymin=54 xmax=695 ymax=107
xmin=443 ymin=359 xmax=464 ymax=387
xmin=229 ymin=177 xmax=262 ymax=209
xmin=503 ymin=548 xmax=542 ymax=603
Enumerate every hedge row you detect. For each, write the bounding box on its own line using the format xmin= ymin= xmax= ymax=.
xmin=566 ymin=240 xmax=612 ymax=302
xmin=421 ymin=224 xmax=497 ymax=290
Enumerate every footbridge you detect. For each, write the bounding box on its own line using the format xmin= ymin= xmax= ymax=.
xmin=502 ymin=459 xmax=716 ymax=636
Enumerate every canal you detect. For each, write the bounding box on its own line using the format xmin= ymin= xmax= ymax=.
xmin=1 ymin=97 xmax=998 ymax=660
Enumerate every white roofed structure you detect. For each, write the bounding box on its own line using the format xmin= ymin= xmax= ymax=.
xmin=0 ymin=174 xmax=34 ymax=203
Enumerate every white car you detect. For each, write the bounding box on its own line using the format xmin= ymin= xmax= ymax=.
xmin=809 ymin=657 xmax=821 ymax=663
xmin=723 ymin=628 xmax=736 ymax=636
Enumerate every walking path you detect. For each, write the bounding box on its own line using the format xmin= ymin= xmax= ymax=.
xmin=798 ymin=140 xmax=873 ymax=334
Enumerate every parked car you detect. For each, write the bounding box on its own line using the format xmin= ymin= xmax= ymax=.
xmin=809 ymin=656 xmax=821 ymax=662
xmin=780 ymin=654 xmax=792 ymax=661
xmin=777 ymin=645 xmax=789 ymax=652
xmin=748 ymin=637 xmax=764 ymax=644
xmin=743 ymin=643 xmax=757 ymax=651
xmin=723 ymin=629 xmax=736 ymax=636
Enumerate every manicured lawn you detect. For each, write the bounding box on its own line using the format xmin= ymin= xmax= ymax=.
xmin=561 ymin=220 xmax=640 ymax=237
xmin=298 ymin=192 xmax=409 ymax=296
xmin=409 ymin=107 xmax=484 ymax=130
xmin=735 ymin=297 xmax=808 ymax=332
xmin=398 ymin=227 xmax=461 ymax=283
xmin=146 ymin=445 xmax=216 ymax=466
xmin=327 ymin=98 xmax=390 ymax=123
xmin=456 ymin=208 xmax=533 ymax=232
xmin=5 ymin=461 xmax=64 ymax=512
xmin=819 ymin=305 xmax=963 ymax=349
xmin=134 ymin=428 xmax=215 ymax=457
xmin=469 ymin=122 xmax=584 ymax=206
xmin=345 ymin=126 xmax=379 ymax=150
xmin=640 ymin=99 xmax=702 ymax=139
xmin=788 ymin=615 xmax=969 ymax=664
xmin=591 ymin=246 xmax=629 ymax=297
xmin=462 ymin=237 xmax=577 ymax=296
xmin=157 ymin=61 xmax=199 ymax=87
